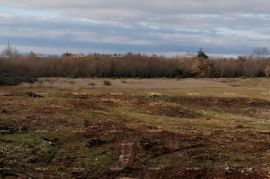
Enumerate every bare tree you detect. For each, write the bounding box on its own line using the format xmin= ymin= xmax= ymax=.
xmin=28 ymin=51 xmax=37 ymax=58
xmin=2 ymin=42 xmax=19 ymax=57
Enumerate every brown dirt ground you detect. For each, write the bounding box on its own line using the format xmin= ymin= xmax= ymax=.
xmin=1 ymin=85 xmax=270 ymax=178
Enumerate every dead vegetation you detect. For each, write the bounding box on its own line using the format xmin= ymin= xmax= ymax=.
xmin=1 ymin=80 xmax=270 ymax=178
xmin=1 ymin=55 xmax=270 ymax=79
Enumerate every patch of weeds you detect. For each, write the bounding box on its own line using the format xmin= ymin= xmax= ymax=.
xmin=85 ymin=147 xmax=114 ymax=166
xmin=1 ymin=132 xmax=59 ymax=163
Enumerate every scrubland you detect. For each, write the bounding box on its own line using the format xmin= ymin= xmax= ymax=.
xmin=1 ymin=78 xmax=270 ymax=178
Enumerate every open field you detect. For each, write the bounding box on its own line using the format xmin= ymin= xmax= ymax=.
xmin=1 ymin=78 xmax=270 ymax=178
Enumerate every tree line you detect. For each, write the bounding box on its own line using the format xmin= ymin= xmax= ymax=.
xmin=1 ymin=52 xmax=270 ymax=80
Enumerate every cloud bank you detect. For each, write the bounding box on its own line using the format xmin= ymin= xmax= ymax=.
xmin=0 ymin=0 xmax=270 ymax=55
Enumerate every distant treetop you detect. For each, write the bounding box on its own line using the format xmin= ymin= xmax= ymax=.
xmin=197 ymin=48 xmax=209 ymax=59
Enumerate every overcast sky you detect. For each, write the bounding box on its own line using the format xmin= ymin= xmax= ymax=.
xmin=0 ymin=0 xmax=270 ymax=55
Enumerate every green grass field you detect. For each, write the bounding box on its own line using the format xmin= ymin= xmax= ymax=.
xmin=1 ymin=78 xmax=270 ymax=178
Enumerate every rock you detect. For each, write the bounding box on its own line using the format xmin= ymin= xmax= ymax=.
xmin=225 ymin=165 xmax=233 ymax=174
xmin=41 ymin=137 xmax=59 ymax=147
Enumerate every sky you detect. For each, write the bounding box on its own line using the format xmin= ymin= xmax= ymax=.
xmin=0 ymin=0 xmax=270 ymax=56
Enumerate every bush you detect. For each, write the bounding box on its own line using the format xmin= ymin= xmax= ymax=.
xmin=103 ymin=80 xmax=112 ymax=86
xmin=0 ymin=73 xmax=37 ymax=86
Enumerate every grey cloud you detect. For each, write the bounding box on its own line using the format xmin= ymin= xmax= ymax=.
xmin=0 ymin=0 xmax=270 ymax=55
xmin=2 ymin=0 xmax=270 ymax=16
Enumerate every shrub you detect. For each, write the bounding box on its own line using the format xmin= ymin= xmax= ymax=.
xmin=0 ymin=73 xmax=37 ymax=86
xmin=103 ymin=80 xmax=112 ymax=86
